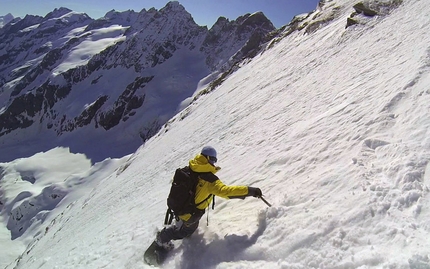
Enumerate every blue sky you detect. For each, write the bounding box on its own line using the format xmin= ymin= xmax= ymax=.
xmin=1 ymin=0 xmax=319 ymax=28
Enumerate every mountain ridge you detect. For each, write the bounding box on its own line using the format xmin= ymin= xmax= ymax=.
xmin=0 ymin=1 xmax=275 ymax=163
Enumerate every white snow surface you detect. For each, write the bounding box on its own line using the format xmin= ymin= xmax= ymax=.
xmin=52 ymin=25 xmax=128 ymax=75
xmin=1 ymin=0 xmax=430 ymax=268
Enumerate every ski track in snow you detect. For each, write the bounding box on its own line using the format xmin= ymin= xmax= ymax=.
xmin=1 ymin=0 xmax=430 ymax=268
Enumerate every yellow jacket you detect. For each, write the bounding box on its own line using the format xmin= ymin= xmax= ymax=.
xmin=179 ymin=154 xmax=249 ymax=221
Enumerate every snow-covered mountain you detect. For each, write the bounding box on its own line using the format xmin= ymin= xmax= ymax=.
xmin=0 ymin=13 xmax=15 ymax=28
xmin=1 ymin=0 xmax=430 ymax=268
xmin=0 ymin=1 xmax=275 ymax=163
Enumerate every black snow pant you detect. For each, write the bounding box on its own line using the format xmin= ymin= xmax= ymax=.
xmin=158 ymin=214 xmax=201 ymax=243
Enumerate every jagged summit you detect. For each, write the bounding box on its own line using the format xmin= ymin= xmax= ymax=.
xmin=88 ymin=9 xmax=138 ymax=29
xmin=104 ymin=9 xmax=135 ymax=19
xmin=242 ymin=11 xmax=275 ymax=29
xmin=158 ymin=1 xmax=196 ymax=26
xmin=2 ymin=13 xmax=14 ymax=19
xmin=0 ymin=13 xmax=14 ymax=27
xmin=161 ymin=1 xmax=187 ymax=12
xmin=201 ymin=12 xmax=275 ymax=71
xmin=0 ymin=14 xmax=44 ymax=36
xmin=44 ymin=7 xmax=73 ymax=19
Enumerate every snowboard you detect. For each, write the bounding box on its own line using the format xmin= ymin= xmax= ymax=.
xmin=144 ymin=241 xmax=170 ymax=266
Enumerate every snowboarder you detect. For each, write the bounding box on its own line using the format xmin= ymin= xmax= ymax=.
xmin=145 ymin=146 xmax=263 ymax=265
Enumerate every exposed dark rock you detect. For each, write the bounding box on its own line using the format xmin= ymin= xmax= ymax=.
xmin=61 ymin=43 xmax=119 ymax=85
xmin=318 ymin=0 xmax=335 ymax=9
xmin=237 ymin=32 xmax=262 ymax=58
xmin=40 ymin=48 xmax=63 ymax=69
xmin=0 ymin=14 xmax=44 ymax=37
xmin=98 ymin=76 xmax=153 ymax=130
xmin=0 ymin=81 xmax=72 ymax=137
xmin=305 ymin=7 xmax=340 ymax=34
xmin=201 ymin=12 xmax=275 ymax=70
xmin=151 ymin=42 xmax=176 ymax=67
xmin=44 ymin=7 xmax=73 ymax=20
xmin=11 ymin=66 xmax=43 ymax=97
xmin=346 ymin=17 xmax=360 ymax=28
xmin=85 ymin=18 xmax=110 ymax=31
xmin=11 ymin=50 xmax=64 ymax=96
xmin=139 ymin=119 xmax=161 ymax=142
xmin=353 ymin=2 xmax=378 ymax=16
xmin=346 ymin=1 xmax=403 ymax=28
xmin=237 ymin=12 xmax=274 ymax=34
xmin=76 ymin=95 xmax=109 ymax=128
xmin=264 ymin=13 xmax=312 ymax=50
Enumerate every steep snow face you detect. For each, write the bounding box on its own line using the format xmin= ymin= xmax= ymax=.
xmin=52 ymin=25 xmax=128 ymax=75
xmin=1 ymin=0 xmax=429 ymax=268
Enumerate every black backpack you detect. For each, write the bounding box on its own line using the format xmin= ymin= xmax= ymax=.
xmin=164 ymin=166 xmax=214 ymax=225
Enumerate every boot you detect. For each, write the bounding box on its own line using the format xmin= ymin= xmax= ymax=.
xmin=155 ymin=231 xmax=174 ymax=251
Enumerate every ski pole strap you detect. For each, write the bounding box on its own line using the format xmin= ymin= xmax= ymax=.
xmin=164 ymin=208 xmax=174 ymax=225
xmin=259 ymin=196 xmax=272 ymax=207
xmin=204 ymin=195 xmax=215 ymax=227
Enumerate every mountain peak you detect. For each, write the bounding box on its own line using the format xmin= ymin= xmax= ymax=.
xmin=0 ymin=13 xmax=14 ymax=27
xmin=103 ymin=9 xmax=137 ymax=23
xmin=44 ymin=7 xmax=73 ymax=20
xmin=1 ymin=13 xmax=14 ymax=20
xmin=156 ymin=1 xmax=195 ymax=26
xmin=159 ymin=1 xmax=191 ymax=18
xmin=214 ymin=16 xmax=229 ymax=25
xmin=162 ymin=1 xmax=185 ymax=12
xmin=242 ymin=11 xmax=274 ymax=29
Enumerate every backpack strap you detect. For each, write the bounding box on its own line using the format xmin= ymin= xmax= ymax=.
xmin=197 ymin=172 xmax=218 ymax=183
xmin=193 ymin=171 xmax=217 ymax=210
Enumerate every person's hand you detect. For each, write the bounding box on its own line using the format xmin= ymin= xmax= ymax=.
xmin=248 ymin=187 xmax=262 ymax=197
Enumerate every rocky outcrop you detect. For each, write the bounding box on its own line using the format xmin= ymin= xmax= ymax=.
xmin=305 ymin=7 xmax=340 ymax=34
xmin=201 ymin=12 xmax=275 ymax=70
xmin=346 ymin=0 xmax=403 ymax=28
xmin=353 ymin=2 xmax=379 ymax=16
xmin=0 ymin=82 xmax=72 ymax=136
xmin=98 ymin=76 xmax=152 ymax=130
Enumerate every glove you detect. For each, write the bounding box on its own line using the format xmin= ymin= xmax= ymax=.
xmin=248 ymin=187 xmax=262 ymax=197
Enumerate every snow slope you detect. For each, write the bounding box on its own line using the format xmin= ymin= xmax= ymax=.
xmin=0 ymin=148 xmax=128 ymax=268
xmin=1 ymin=0 xmax=430 ymax=268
